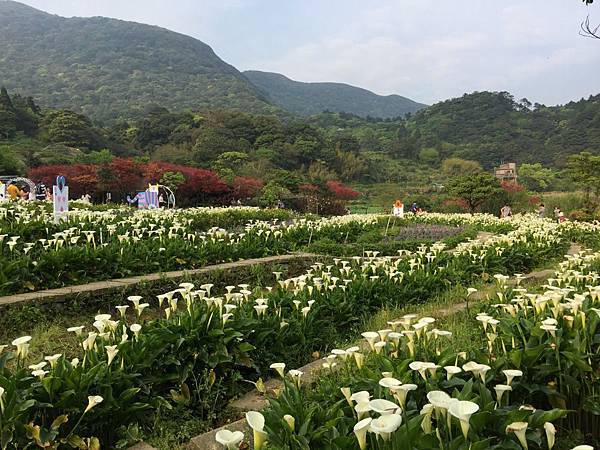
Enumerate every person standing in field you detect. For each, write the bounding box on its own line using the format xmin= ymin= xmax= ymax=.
xmin=393 ymin=200 xmax=404 ymax=217
xmin=6 ymin=183 xmax=20 ymax=200
xmin=19 ymin=188 xmax=30 ymax=201
xmin=538 ymin=203 xmax=546 ymax=218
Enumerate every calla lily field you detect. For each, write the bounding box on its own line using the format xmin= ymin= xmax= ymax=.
xmin=0 ymin=202 xmax=598 ymax=449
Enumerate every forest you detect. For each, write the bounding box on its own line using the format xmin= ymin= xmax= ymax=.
xmin=2 ymin=87 xmax=599 ymax=195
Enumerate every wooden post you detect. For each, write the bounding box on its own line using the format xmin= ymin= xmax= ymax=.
xmin=390 ymin=215 xmax=397 ymax=233
xmin=384 ymin=211 xmax=392 ymax=237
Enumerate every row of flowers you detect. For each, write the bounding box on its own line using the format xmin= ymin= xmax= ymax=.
xmin=0 ymin=202 xmax=294 ymax=240
xmin=0 ymin=213 xmax=580 ymax=448
xmin=227 ymin=249 xmax=600 ymax=449
xmin=0 ymin=204 xmax=382 ymax=294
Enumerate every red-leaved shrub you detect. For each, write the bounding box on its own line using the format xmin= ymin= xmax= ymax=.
xmin=326 ymin=180 xmax=360 ymax=200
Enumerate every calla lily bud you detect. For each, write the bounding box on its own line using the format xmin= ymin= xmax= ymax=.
xmin=506 ymin=422 xmax=528 ymax=450
xmin=341 ymin=387 xmax=353 ymax=406
xmin=283 ymin=414 xmax=295 ymax=431
xmin=544 ymin=422 xmax=556 ymax=450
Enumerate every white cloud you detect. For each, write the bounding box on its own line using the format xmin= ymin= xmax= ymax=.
xmin=249 ymin=1 xmax=600 ymax=105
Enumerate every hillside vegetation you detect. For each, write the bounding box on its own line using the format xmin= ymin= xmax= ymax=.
xmin=1 ymin=86 xmax=599 ymax=197
xmin=406 ymin=91 xmax=600 ymax=167
xmin=0 ymin=1 xmax=277 ymax=123
xmin=244 ymin=70 xmax=426 ymax=118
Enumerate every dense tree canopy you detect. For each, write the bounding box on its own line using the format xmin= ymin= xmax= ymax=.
xmin=441 ymin=158 xmax=483 ymax=177
xmin=1 ymin=88 xmax=599 ymax=194
xmin=447 ymin=174 xmax=503 ymax=213
xmin=567 ymin=151 xmax=600 ymax=205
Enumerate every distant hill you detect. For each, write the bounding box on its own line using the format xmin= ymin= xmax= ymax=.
xmin=0 ymin=1 xmax=278 ymax=123
xmin=406 ymin=91 xmax=600 ymax=167
xmin=244 ymin=70 xmax=426 ymax=119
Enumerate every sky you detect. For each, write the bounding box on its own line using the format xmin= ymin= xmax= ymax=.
xmin=16 ymin=0 xmax=600 ymax=106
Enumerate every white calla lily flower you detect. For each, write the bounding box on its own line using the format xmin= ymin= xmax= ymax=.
xmin=215 ymin=429 xmax=244 ymax=449
xmin=448 ymin=400 xmax=479 ymax=439
xmin=245 ymin=411 xmax=267 ymax=450
xmin=353 ymin=417 xmax=372 ymax=450
xmin=369 ymin=414 xmax=402 ymax=441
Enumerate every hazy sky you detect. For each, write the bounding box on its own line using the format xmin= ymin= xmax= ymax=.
xmin=16 ymin=0 xmax=600 ymax=105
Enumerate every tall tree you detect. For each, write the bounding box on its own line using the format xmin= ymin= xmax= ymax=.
xmin=0 ymin=88 xmax=17 ymax=138
xmin=0 ymin=145 xmax=25 ymax=175
xmin=518 ymin=163 xmax=557 ymax=191
xmin=566 ymin=151 xmax=600 ymax=206
xmin=447 ymin=173 xmax=502 ymax=213
xmin=0 ymin=87 xmax=14 ymax=110
xmin=42 ymin=111 xmax=91 ymax=147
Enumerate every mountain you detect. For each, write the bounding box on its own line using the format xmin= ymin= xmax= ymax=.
xmin=0 ymin=1 xmax=277 ymax=123
xmin=405 ymin=91 xmax=600 ymax=167
xmin=244 ymin=70 xmax=426 ymax=119
xmin=0 ymin=1 xmax=426 ymax=123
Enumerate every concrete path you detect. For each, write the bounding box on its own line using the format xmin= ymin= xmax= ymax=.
xmin=0 ymin=253 xmax=318 ymax=309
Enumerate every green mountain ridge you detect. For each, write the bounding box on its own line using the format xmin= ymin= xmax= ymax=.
xmin=244 ymin=70 xmax=426 ymax=119
xmin=0 ymin=1 xmax=426 ymax=124
xmin=0 ymin=0 xmax=278 ymax=123
xmin=404 ymin=91 xmax=600 ymax=167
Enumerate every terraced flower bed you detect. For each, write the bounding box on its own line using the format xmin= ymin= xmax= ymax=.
xmin=245 ymin=250 xmax=600 ymax=450
xmin=0 ymin=213 xmax=587 ymax=449
xmin=392 ymin=223 xmax=468 ymax=242
xmin=0 ymin=202 xmax=381 ymax=295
